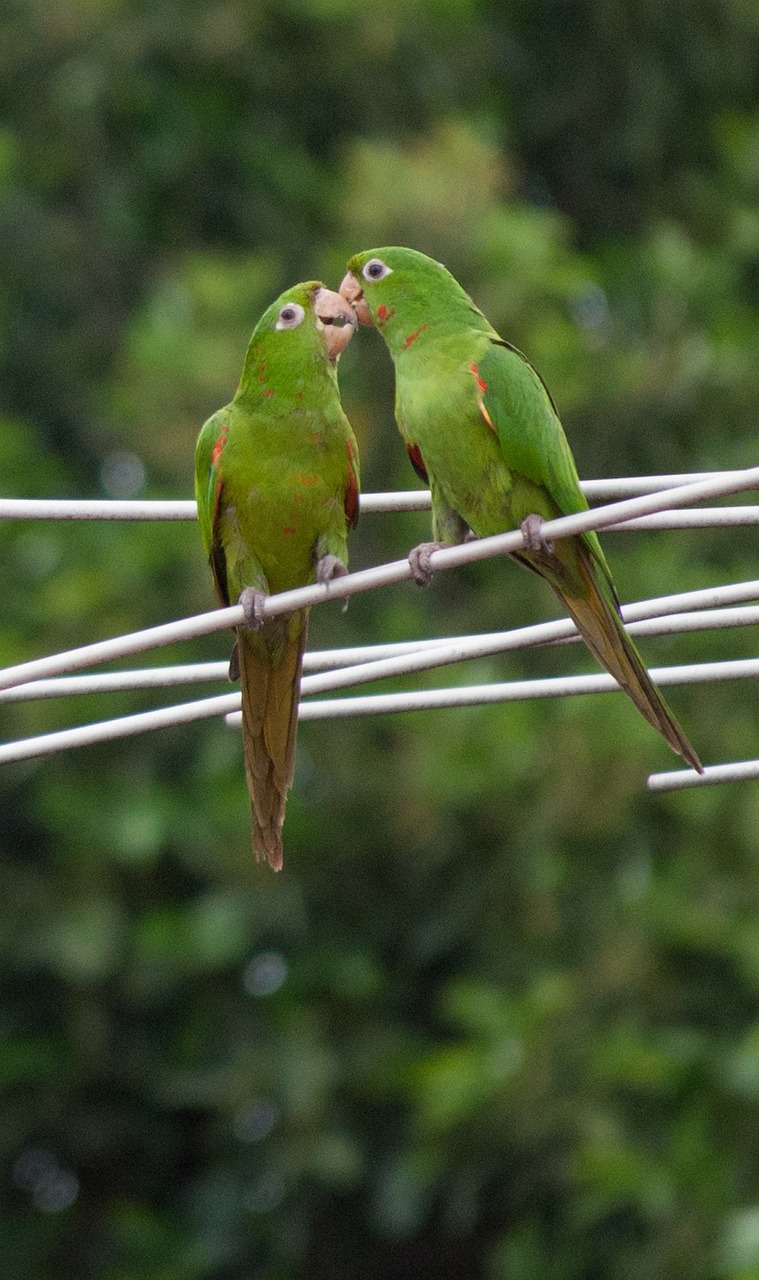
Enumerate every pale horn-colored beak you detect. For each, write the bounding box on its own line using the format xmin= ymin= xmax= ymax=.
xmin=313 ymin=287 xmax=358 ymax=360
xmin=339 ymin=271 xmax=372 ymax=326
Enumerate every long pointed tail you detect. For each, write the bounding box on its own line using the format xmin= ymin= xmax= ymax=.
xmin=236 ymin=613 xmax=308 ymax=870
xmin=555 ymin=552 xmax=702 ymax=773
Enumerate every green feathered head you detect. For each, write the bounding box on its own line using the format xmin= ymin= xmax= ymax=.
xmin=235 ymin=281 xmax=358 ymax=406
xmin=340 ymin=247 xmax=492 ymax=352
xmin=253 ymin=281 xmax=357 ymax=362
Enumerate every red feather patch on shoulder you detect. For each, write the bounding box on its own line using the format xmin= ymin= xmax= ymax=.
xmin=469 ymin=362 xmax=488 ymax=393
xmin=344 ymin=439 xmax=359 ymax=528
xmin=406 ymin=442 xmax=429 ymax=484
xmin=211 ymin=422 xmax=229 ymax=466
xmin=469 ymin=364 xmax=496 ymax=433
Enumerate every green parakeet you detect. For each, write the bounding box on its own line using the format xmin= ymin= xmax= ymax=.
xmin=195 ymin=282 xmax=359 ymax=869
xmin=340 ymin=247 xmax=701 ymax=772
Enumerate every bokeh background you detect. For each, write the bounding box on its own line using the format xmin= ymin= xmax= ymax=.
xmin=3 ymin=1 xmax=759 ymax=1276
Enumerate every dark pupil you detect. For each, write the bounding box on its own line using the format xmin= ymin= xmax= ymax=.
xmin=282 ymin=308 xmax=294 ymax=321
xmin=369 ymin=263 xmax=383 ymax=278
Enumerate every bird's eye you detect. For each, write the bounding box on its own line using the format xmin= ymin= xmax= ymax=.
xmin=362 ymin=258 xmax=392 ymax=282
xmin=276 ymin=303 xmax=305 ymax=330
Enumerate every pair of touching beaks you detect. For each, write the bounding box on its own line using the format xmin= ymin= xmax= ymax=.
xmin=314 ymin=272 xmax=372 ymax=359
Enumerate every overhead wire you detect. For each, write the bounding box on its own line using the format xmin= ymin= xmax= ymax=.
xmin=1 ymin=469 xmax=759 ymax=785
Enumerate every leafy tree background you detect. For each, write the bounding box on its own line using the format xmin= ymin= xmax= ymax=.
xmin=2 ymin=1 xmax=759 ymax=1275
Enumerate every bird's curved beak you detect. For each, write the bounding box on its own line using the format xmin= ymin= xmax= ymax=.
xmin=339 ymin=271 xmax=372 ymax=327
xmin=313 ymin=287 xmax=358 ymax=360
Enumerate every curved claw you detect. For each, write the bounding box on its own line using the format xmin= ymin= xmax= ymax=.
xmin=228 ymin=640 xmax=240 ymax=682
xmin=520 ymin=513 xmax=554 ymax=554
xmin=238 ymin=587 xmax=268 ymax=631
xmin=408 ymin=540 xmax=447 ymax=587
xmin=316 ymin=553 xmax=349 ymax=585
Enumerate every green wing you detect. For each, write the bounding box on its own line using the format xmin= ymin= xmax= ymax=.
xmin=194 ymin=407 xmax=231 ymax=606
xmin=477 ymin=340 xmax=587 ymax=515
xmin=478 ymin=338 xmax=615 ymax=581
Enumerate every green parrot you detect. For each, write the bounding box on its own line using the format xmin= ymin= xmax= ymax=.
xmin=340 ymin=247 xmax=701 ymax=772
xmin=195 ymin=282 xmax=359 ymax=870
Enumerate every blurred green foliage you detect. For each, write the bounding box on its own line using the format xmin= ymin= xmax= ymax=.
xmin=2 ymin=1 xmax=759 ymax=1276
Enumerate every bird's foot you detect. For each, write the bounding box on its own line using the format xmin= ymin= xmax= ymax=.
xmin=316 ymin=553 xmax=349 ymax=585
xmin=520 ymin=513 xmax=554 ymax=554
xmin=238 ymin=587 xmax=268 ymax=631
xmin=408 ymin=540 xmax=447 ymax=587
xmin=316 ymin=553 xmax=350 ymax=610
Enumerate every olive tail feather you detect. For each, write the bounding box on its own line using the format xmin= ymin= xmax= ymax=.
xmin=236 ymin=618 xmax=308 ymax=869
xmin=558 ymin=558 xmax=703 ymax=774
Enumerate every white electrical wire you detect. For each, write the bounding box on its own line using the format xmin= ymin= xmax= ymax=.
xmin=1 ymin=465 xmax=758 ymax=698
xmin=3 ymin=594 xmax=759 ymax=706
xmin=0 ymin=469 xmax=754 ymax=520
xmin=0 ymin=692 xmax=243 ymax=762
xmin=0 ymin=493 xmax=427 ymax=519
xmin=290 ymin=656 xmax=759 ymax=722
xmin=622 ymin=506 xmax=759 ymax=530
xmin=648 ymin=759 xmax=759 ymax=793
xmin=0 ymin=663 xmax=232 ymax=703
xmin=3 ymin=581 xmax=759 ymax=760
xmin=3 ymin=467 xmax=759 ymax=783
xmin=3 ymin=653 xmax=758 ymax=766
xmin=1 ymin=500 xmax=759 ymax=528
xmin=0 ymin=498 xmax=199 ymax=520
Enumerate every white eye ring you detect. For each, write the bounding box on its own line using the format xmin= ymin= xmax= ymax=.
xmin=362 ymin=258 xmax=392 ymax=283
xmin=276 ymin=303 xmax=305 ymax=330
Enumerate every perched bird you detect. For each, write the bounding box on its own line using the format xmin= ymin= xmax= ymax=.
xmin=195 ymin=282 xmax=359 ymax=869
xmin=340 ymin=246 xmax=701 ymax=772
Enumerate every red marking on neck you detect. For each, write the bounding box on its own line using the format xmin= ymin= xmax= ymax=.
xmin=403 ymin=324 xmax=429 ymax=349
xmin=470 ymin=362 xmax=488 ymax=393
xmin=282 ymin=526 xmax=297 ymax=535
xmin=297 ymin=473 xmax=319 ymax=487
xmin=262 ymin=388 xmax=275 ymax=398
xmin=376 ymin=304 xmax=395 ymax=325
